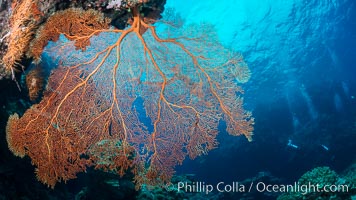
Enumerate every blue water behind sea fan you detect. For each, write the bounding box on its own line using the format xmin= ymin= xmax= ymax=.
xmin=162 ymin=0 xmax=355 ymax=187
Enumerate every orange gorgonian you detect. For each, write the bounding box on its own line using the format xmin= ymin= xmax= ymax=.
xmin=6 ymin=7 xmax=254 ymax=189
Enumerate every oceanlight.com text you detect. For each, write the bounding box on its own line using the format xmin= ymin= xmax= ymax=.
xmin=255 ymin=182 xmax=349 ymax=195
xmin=175 ymin=181 xmax=349 ymax=195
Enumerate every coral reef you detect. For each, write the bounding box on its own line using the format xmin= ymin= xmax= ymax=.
xmin=0 ymin=0 xmax=11 ymax=80
xmin=277 ymin=166 xmax=355 ymax=200
xmin=6 ymin=3 xmax=253 ymax=190
xmin=342 ymin=163 xmax=356 ymax=197
xmin=2 ymin=0 xmax=42 ymax=77
xmin=298 ymin=166 xmax=338 ymax=187
xmin=0 ymin=0 xmax=166 ymax=81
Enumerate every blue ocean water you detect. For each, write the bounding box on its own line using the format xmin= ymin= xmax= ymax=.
xmin=166 ymin=0 xmax=356 ymax=186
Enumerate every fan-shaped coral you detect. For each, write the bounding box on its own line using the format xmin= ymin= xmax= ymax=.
xmin=6 ymin=6 xmax=254 ymax=189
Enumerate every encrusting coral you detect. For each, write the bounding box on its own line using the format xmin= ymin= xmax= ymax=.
xmin=2 ymin=0 xmax=42 ymax=78
xmin=6 ymin=2 xmax=254 ymax=190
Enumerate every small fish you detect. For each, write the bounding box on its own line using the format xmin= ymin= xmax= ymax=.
xmin=287 ymin=139 xmax=298 ymax=149
xmin=105 ymin=179 xmax=120 ymax=188
xmin=321 ymin=145 xmax=329 ymax=151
